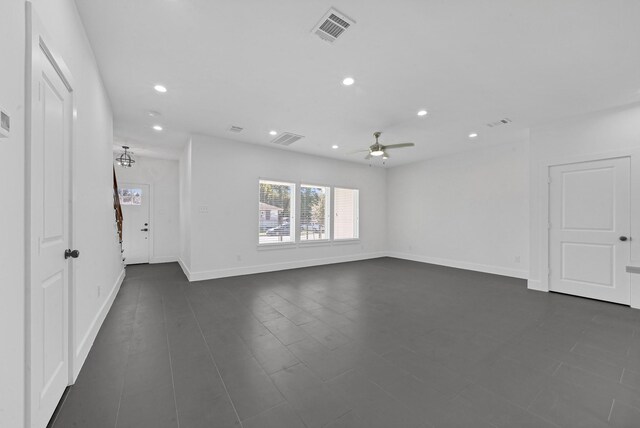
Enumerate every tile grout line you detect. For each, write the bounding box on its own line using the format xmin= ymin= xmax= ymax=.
xmin=184 ymin=285 xmax=245 ymax=428
xmin=608 ymin=398 xmax=616 ymax=421
xmin=113 ymin=279 xmax=142 ymax=428
xmin=220 ymin=287 xmax=347 ymax=427
xmin=162 ymin=295 xmax=181 ymax=428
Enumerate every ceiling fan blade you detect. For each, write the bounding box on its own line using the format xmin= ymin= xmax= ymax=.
xmin=384 ymin=143 xmax=415 ymax=149
xmin=364 ymin=153 xmax=372 ymax=160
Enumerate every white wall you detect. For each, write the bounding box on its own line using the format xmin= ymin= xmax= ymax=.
xmin=179 ymin=135 xmax=387 ymax=280
xmin=179 ymin=140 xmax=192 ymax=270
xmin=528 ymin=103 xmax=640 ymax=303
xmin=115 ymin=155 xmax=180 ymax=263
xmin=0 ymin=1 xmax=26 ymax=425
xmin=386 ymin=141 xmax=530 ymax=279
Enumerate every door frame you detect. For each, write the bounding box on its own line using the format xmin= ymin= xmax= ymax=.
xmin=25 ymin=3 xmax=77 ymax=426
xmin=534 ymin=148 xmax=640 ymax=304
xmin=119 ymin=181 xmax=153 ymax=264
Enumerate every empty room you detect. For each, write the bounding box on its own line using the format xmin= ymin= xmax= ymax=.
xmin=2 ymin=0 xmax=640 ymax=427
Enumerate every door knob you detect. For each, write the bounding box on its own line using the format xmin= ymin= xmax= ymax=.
xmin=64 ymin=249 xmax=80 ymax=259
xmin=619 ymin=236 xmax=629 ymax=242
xmin=141 ymin=228 xmax=149 ymax=232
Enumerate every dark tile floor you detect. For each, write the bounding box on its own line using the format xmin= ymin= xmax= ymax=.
xmin=51 ymin=258 xmax=640 ymax=428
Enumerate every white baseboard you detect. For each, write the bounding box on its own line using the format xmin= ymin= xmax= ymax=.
xmin=527 ymin=279 xmax=547 ymax=292
xmin=187 ymin=252 xmax=386 ymax=282
xmin=72 ymin=268 xmax=125 ymax=380
xmin=150 ymin=255 xmax=178 ymax=264
xmin=178 ymin=257 xmax=193 ymax=281
xmin=387 ymin=251 xmax=529 ymax=279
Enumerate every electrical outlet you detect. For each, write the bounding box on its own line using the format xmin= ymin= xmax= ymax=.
xmin=236 ymin=255 xmax=242 ymax=262
xmin=515 ymin=256 xmax=521 ymax=263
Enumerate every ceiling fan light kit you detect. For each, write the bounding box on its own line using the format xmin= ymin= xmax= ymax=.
xmin=362 ymin=131 xmax=414 ymax=160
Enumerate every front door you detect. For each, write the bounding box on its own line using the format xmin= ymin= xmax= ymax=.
xmin=549 ymin=157 xmax=631 ymax=304
xmin=28 ymin=31 xmax=73 ymax=427
xmin=119 ymin=183 xmax=151 ymax=264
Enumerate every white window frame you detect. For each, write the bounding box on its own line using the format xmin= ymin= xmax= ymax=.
xmin=258 ymin=179 xmax=296 ymax=246
xmin=256 ymin=179 xmax=360 ymax=249
xmin=333 ymin=187 xmax=359 ymax=241
xmin=299 ymin=183 xmax=331 ymax=244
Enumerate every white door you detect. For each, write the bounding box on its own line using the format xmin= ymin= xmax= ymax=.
xmin=549 ymin=157 xmax=631 ymax=304
xmin=120 ymin=183 xmax=151 ymax=264
xmin=28 ymin=35 xmax=73 ymax=427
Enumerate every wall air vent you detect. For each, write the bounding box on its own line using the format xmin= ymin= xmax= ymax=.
xmin=271 ymin=132 xmax=304 ymax=146
xmin=486 ymin=118 xmax=513 ymax=128
xmin=312 ymin=8 xmax=355 ymax=43
xmin=228 ymin=125 xmax=244 ymax=133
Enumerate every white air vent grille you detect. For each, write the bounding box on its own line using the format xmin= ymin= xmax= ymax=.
xmin=486 ymin=118 xmax=512 ymax=128
xmin=271 ymin=132 xmax=304 ymax=146
xmin=228 ymin=125 xmax=244 ymax=133
xmin=312 ymin=8 xmax=355 ymax=43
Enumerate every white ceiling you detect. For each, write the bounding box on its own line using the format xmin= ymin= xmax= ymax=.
xmin=77 ymin=0 xmax=640 ymax=166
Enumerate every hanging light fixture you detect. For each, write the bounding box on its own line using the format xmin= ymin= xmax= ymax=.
xmin=115 ymin=146 xmax=136 ymax=168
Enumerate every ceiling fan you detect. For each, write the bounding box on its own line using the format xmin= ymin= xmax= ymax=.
xmin=351 ymin=131 xmax=415 ymax=160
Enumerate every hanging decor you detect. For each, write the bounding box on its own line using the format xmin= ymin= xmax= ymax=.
xmin=115 ymin=145 xmax=135 ymax=168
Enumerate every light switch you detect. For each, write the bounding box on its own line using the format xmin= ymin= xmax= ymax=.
xmin=198 ymin=205 xmax=209 ymax=214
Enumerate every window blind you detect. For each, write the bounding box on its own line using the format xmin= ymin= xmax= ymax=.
xmin=300 ymin=185 xmax=329 ymax=241
xmin=259 ymin=180 xmax=295 ymax=244
xmin=334 ymin=188 xmax=359 ymax=240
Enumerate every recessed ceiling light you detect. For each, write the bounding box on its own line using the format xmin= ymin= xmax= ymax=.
xmin=148 ymin=110 xmax=161 ymax=117
xmin=342 ymin=77 xmax=355 ymax=86
xmin=417 ymin=110 xmax=428 ymax=116
xmin=332 ymin=145 xmax=339 ymax=149
xmin=269 ymin=130 xmax=277 ymax=136
xmin=153 ymin=125 xmax=163 ymax=131
xmin=468 ymin=132 xmax=478 ymax=139
xmin=154 ymin=85 xmax=167 ymax=93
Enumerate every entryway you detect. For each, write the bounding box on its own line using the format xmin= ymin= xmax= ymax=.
xmin=118 ymin=182 xmax=151 ymax=264
xmin=548 ymin=157 xmax=631 ymax=304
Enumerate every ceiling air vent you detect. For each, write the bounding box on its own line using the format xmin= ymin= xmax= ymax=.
xmin=312 ymin=8 xmax=355 ymax=43
xmin=228 ymin=125 xmax=244 ymax=133
xmin=486 ymin=118 xmax=512 ymax=128
xmin=271 ymin=132 xmax=304 ymax=146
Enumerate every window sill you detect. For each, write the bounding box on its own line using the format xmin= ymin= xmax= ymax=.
xmin=257 ymin=242 xmax=297 ymax=251
xmin=332 ymin=239 xmax=360 ymax=245
xmin=298 ymin=240 xmax=332 ymax=247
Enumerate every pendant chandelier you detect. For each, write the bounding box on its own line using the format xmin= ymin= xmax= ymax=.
xmin=115 ymin=146 xmax=135 ymax=168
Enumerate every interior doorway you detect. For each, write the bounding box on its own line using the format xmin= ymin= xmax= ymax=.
xmin=26 ymin=4 xmax=76 ymax=427
xmin=548 ymin=157 xmax=631 ymax=304
xmin=118 ymin=182 xmax=151 ymax=264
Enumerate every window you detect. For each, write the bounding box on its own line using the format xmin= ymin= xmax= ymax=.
xmin=300 ymin=185 xmax=330 ymax=241
xmin=334 ymin=188 xmax=359 ymax=240
xmin=118 ymin=188 xmax=142 ymax=206
xmin=259 ymin=180 xmax=295 ymax=244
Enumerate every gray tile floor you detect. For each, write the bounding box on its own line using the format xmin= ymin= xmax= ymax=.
xmin=51 ymin=258 xmax=640 ymax=428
